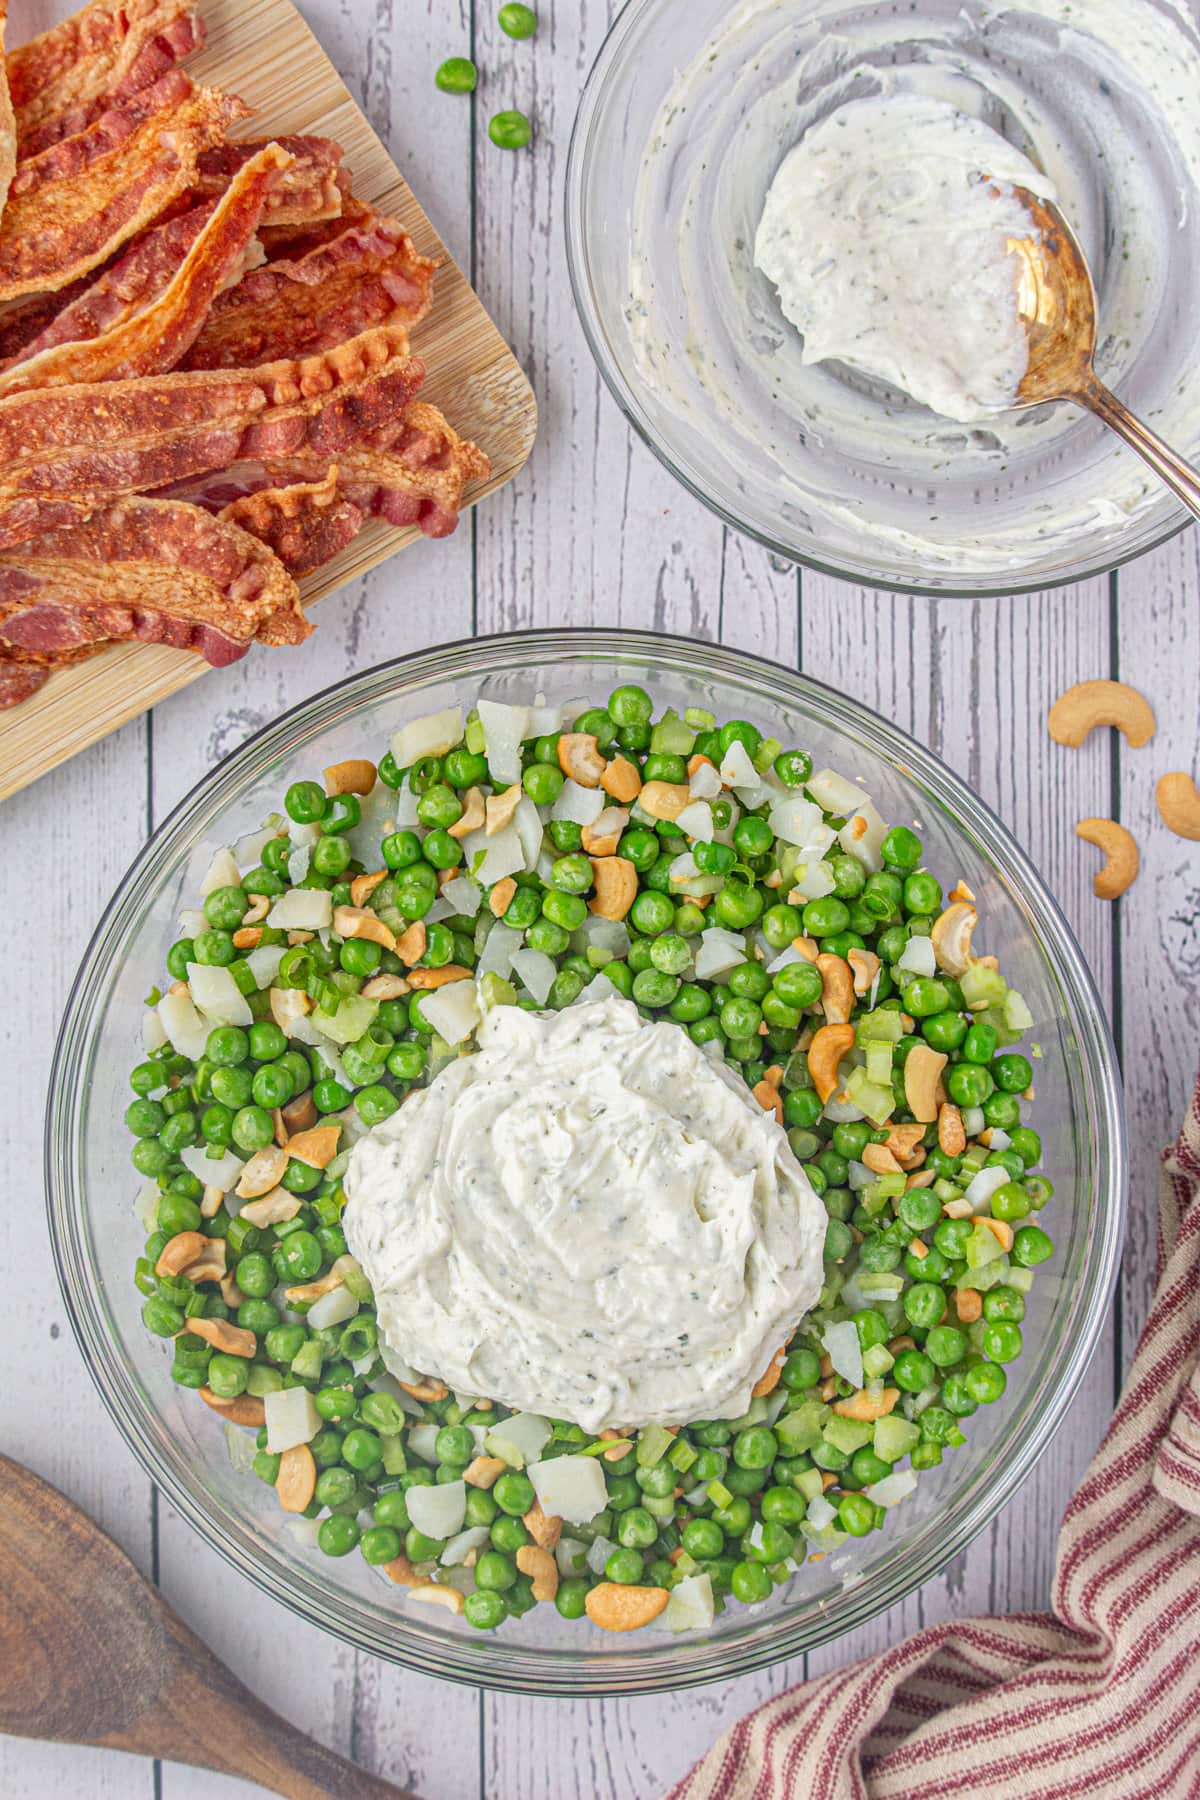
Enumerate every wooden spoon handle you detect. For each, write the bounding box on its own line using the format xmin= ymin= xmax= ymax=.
xmin=95 ymin=1600 xmax=416 ymax=1799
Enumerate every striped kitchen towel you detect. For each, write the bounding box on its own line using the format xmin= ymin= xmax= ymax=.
xmin=669 ymin=1072 xmax=1200 ymax=1800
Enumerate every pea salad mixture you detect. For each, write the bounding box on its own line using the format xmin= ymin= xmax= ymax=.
xmin=127 ymin=686 xmax=1055 ymax=1636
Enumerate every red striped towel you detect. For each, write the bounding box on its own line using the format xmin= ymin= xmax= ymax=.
xmin=669 ymin=1073 xmax=1200 ymax=1800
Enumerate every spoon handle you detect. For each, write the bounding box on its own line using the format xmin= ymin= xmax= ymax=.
xmin=1082 ymin=376 xmax=1200 ymax=523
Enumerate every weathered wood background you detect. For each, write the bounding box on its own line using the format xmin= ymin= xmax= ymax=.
xmin=4 ymin=1 xmax=1198 ymax=1795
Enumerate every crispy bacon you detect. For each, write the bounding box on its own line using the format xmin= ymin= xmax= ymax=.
xmin=181 ymin=209 xmax=437 ymax=371
xmin=258 ymin=193 xmax=373 ymax=263
xmin=0 ymin=498 xmax=308 ymax=673
xmin=0 ymin=323 xmax=424 ymax=548
xmin=218 ymin=467 xmax=365 ymax=576
xmin=8 ymin=0 xmax=201 ymax=149
xmin=163 ymin=401 xmax=490 ymax=545
xmin=0 ymin=74 xmax=249 ymax=300
xmin=0 ymin=144 xmax=290 ymax=395
xmin=0 ymin=3 xmax=14 ymax=222
xmin=194 ymin=136 xmax=345 ymax=229
xmin=17 ymin=13 xmax=205 ymax=158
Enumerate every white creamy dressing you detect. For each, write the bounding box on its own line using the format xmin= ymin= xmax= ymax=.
xmin=343 ymin=995 xmax=827 ymax=1433
xmin=626 ymin=0 xmax=1200 ymax=577
xmin=753 ymin=93 xmax=1056 ymax=421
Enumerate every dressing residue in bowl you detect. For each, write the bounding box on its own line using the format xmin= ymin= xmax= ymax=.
xmin=343 ymin=994 xmax=827 ymax=1432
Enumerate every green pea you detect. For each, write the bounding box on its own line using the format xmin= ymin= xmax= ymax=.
xmin=499 ymin=2 xmax=537 ymax=35
xmin=285 ymin=780 xmax=327 ymax=824
xmin=355 ymin=1083 xmax=399 ymax=1126
xmin=475 ymin=1549 xmax=517 ymax=1590
xmin=435 ymin=1425 xmax=474 ymax=1466
xmin=962 ymin=1021 xmax=998 ymax=1064
xmin=772 ymin=960 xmax=823 ymax=1009
xmin=313 ymin=835 xmax=352 ymax=878
xmin=730 ymin=1559 xmax=772 ymax=1603
xmin=493 ymin=1471 xmax=535 ymax=1516
xmin=713 ymin=882 xmax=763 ymax=930
xmin=732 ymin=1426 xmax=777 ymax=1470
xmin=489 ymin=109 xmax=532 ymax=149
xmin=925 ymin=1325 xmax=966 ymax=1367
xmin=319 ymin=1514 xmax=361 ymax=1557
xmin=992 ymin=1052 xmax=1033 ymax=1093
xmin=903 ymin=1281 xmax=946 ymax=1331
xmin=946 ymin=1062 xmax=993 ymax=1107
xmin=231 ymin=1105 xmax=274 ymax=1153
xmin=682 ymin=1517 xmax=724 ymax=1558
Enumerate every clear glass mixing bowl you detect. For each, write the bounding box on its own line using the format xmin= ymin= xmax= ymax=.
xmin=565 ymin=0 xmax=1200 ymax=595
xmin=47 ymin=631 xmax=1125 ymax=1694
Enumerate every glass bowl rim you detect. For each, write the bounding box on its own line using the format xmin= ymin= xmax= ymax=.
xmin=562 ymin=0 xmax=1191 ymax=600
xmin=45 ymin=625 xmax=1127 ymax=1695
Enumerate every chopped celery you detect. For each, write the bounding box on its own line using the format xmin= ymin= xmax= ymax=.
xmin=649 ymin=708 xmax=696 ymax=755
xmin=873 ymin=1415 xmax=921 ymax=1463
xmin=862 ymin=1342 xmax=896 ymax=1379
xmin=856 ymin=1006 xmax=906 ymax=1044
xmin=753 ymin=735 xmax=783 ymax=774
xmin=637 ymin=1423 xmax=675 ymax=1467
xmin=964 ymin=1221 xmax=1008 ymax=1270
xmin=1004 ymin=989 xmax=1034 ymax=1032
xmin=1007 ymin=1266 xmax=1035 ymax=1293
xmin=684 ymin=706 xmax=715 ymax=731
xmin=865 ymin=1040 xmax=894 ymax=1086
xmin=464 ymin=711 xmax=486 ymax=755
xmin=668 ymin=1437 xmax=698 ymax=1475
xmin=794 ymin=1467 xmax=825 ymax=1501
xmin=961 ymin=961 xmax=1008 ymax=1011
xmin=707 ymin=1478 xmax=733 ymax=1510
xmin=823 ymin=1415 xmax=873 ymax=1454
xmin=845 ymin=1064 xmax=896 ymax=1123
xmin=775 ymin=1399 xmax=831 ymax=1454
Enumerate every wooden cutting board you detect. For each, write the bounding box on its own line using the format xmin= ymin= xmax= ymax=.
xmin=0 ymin=0 xmax=537 ymax=802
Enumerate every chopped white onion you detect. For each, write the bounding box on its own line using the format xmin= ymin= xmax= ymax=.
xmin=178 ymin=907 xmax=207 ymax=938
xmin=987 ymin=1127 xmax=1012 ymax=1151
xmin=789 ymin=859 xmax=836 ymax=900
xmin=157 ymin=990 xmax=210 ymax=1061
xmin=264 ymin=1387 xmax=321 ymax=1454
xmin=555 ymin=1536 xmax=589 ymax=1578
xmin=694 ymin=926 xmax=747 ymax=979
xmin=463 ymin=821 xmax=525 ymax=886
xmin=838 ymin=799 xmax=888 ymax=872
xmin=439 ymin=874 xmax=483 ymax=918
xmin=141 ymin=1007 xmax=168 ymax=1054
xmin=511 ymin=948 xmax=556 ymax=1006
xmin=805 ymin=1493 xmax=836 ymax=1531
xmin=866 ymin=1469 xmax=919 ymax=1509
xmin=962 ymin=1104 xmax=986 ymax=1137
xmin=285 ymin=1516 xmax=322 ymax=1548
xmin=186 ymin=963 xmax=252 ymax=1028
xmin=688 ymin=761 xmax=722 ymax=800
xmin=823 ymin=1318 xmax=864 ymax=1388
xmin=234 ymin=824 xmax=278 ymax=869
xmin=308 ymin=1285 xmax=360 ymax=1331
xmin=407 ymin=1421 xmax=442 ymax=1463
xmin=477 ymin=700 xmax=531 ymax=783
xmin=267 ymin=888 xmax=332 ymax=931
xmin=200 ymin=846 xmax=240 ymax=895
xmin=666 ymin=1572 xmax=715 ymax=1633
xmin=719 ymin=739 xmax=770 ymax=806
xmin=133 ymin=1180 xmax=160 ymax=1231
xmin=552 ymin=779 xmax=606 ymax=826
xmin=486 ymin=1412 xmax=552 ymax=1468
xmin=766 ymin=943 xmax=804 ymax=975
xmin=529 ymin=1454 xmax=607 ymax=1525
xmin=570 ymin=975 xmax=618 ymax=1008
xmin=476 ymin=922 xmax=524 ymax=980
xmin=407 ymin=1479 xmax=467 ymax=1540
xmin=418 ymin=981 xmax=480 ymax=1047
xmin=514 ymin=795 xmax=544 ymax=871
xmin=441 ymin=1526 xmax=492 ymax=1567
xmin=286 ymin=843 xmax=311 ymax=886
xmin=676 ymin=800 xmax=715 ymax=841
xmin=807 ymin=768 xmax=867 ymax=815
xmin=769 ymin=795 xmax=824 ymax=847
xmin=578 ymin=915 xmax=631 ymax=960
xmin=390 ymin=706 xmax=463 ymax=769
xmin=181 ymin=1143 xmax=243 ymax=1192
xmin=246 ymin=944 xmax=286 ymax=991
xmin=896 ymin=936 xmax=936 ymax=979
xmin=587 ymin=1535 xmax=617 ymax=1576
xmin=964 ymin=1165 xmax=1011 ymax=1213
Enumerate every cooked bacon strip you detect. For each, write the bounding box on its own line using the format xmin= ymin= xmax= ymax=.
xmin=17 ymin=12 xmax=204 ymax=158
xmin=0 ymin=74 xmax=247 ymax=300
xmin=181 ymin=210 xmax=437 ymax=371
xmin=0 ymin=499 xmax=307 ymax=673
xmin=0 ymin=144 xmax=289 ymax=395
xmin=259 ymin=193 xmax=373 ymax=263
xmin=218 ymin=467 xmax=365 ymax=576
xmin=0 ymin=324 xmax=424 ymax=548
xmin=7 ymin=0 xmax=200 ymax=148
xmin=0 ymin=3 xmax=15 ymax=221
xmin=0 ymin=656 xmax=51 ymax=707
xmin=194 ymin=136 xmax=344 ymax=229
xmin=164 ymin=402 xmax=490 ymax=544
xmin=0 ymin=200 xmax=263 ymax=373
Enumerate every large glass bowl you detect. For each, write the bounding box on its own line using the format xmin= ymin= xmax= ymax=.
xmin=565 ymin=0 xmax=1200 ymax=595
xmin=47 ymin=630 xmax=1125 ymax=1695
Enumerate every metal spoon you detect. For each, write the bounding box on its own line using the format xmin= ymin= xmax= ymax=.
xmin=1006 ymin=187 xmax=1200 ymax=520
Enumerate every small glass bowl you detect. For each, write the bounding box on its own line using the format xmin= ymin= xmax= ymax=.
xmin=47 ymin=630 xmax=1125 ymax=1694
xmin=565 ymin=0 xmax=1200 ymax=594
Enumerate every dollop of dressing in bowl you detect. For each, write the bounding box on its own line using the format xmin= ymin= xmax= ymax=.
xmin=754 ymin=93 xmax=1056 ymax=421
xmin=343 ymin=995 xmax=827 ymax=1433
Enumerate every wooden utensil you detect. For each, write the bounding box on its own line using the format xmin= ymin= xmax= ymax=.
xmin=0 ymin=1453 xmax=414 ymax=1799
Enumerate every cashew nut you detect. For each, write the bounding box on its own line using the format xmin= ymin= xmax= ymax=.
xmin=241 ymin=895 xmax=270 ymax=926
xmin=557 ymin=733 xmax=606 ymax=787
xmin=394 ymin=921 xmax=427 ymax=966
xmin=218 ymin=1273 xmax=244 ymax=1309
xmin=637 ymin=780 xmax=691 ymax=823
xmin=285 ymin=1262 xmax=347 ymax=1305
xmin=444 ymin=785 xmax=485 ymax=840
xmin=588 ymin=856 xmax=638 ymax=920
xmin=601 ymin=755 xmax=642 ymax=803
xmin=883 ymin=1123 xmax=927 ymax=1166
xmin=232 ymin=927 xmax=263 ymax=950
xmin=180 ymin=1243 xmax=228 ymax=1286
xmin=238 ymin=1187 xmax=302 ymax=1229
xmin=408 ymin=1584 xmax=465 ymax=1615
xmin=516 ymin=1544 xmax=560 ymax=1602
xmin=862 ymin=1142 xmax=902 ymax=1175
xmin=236 ymin=1144 xmax=289 ymax=1199
xmin=807 ymin=1023 xmax=855 ymax=1105
xmin=464 ymin=1456 xmax=506 ymax=1489
xmin=486 ymin=783 xmax=523 ymax=835
xmin=832 ymin=1387 xmax=900 ymax=1423
xmin=816 ymin=953 xmax=854 ymax=1025
xmin=272 ymin=1108 xmax=289 ymax=1149
xmin=407 ymin=965 xmax=472 ymax=989
xmin=285 ymin=1124 xmax=341 ymax=1169
xmin=1156 ymin=771 xmax=1200 ymax=841
xmin=847 ymin=947 xmax=880 ymax=996
xmin=333 ymin=905 xmax=397 ymax=953
xmin=200 ymin=1184 xmax=224 ymax=1219
xmin=585 ymin=1582 xmax=670 ymax=1633
xmin=954 ymin=1287 xmax=983 ymax=1323
xmin=276 ymin=1443 xmax=317 ymax=1513
xmin=397 ymin=1376 xmax=449 ymax=1403
xmin=350 ymin=869 xmax=388 ymax=907
xmin=791 ymin=935 xmax=819 ymax=962
xmin=751 ymin=1346 xmax=786 ymax=1398
xmin=979 ymin=1216 xmax=1014 ymax=1252
xmin=581 ymin=807 xmax=630 ymax=857
xmin=937 ymin=1103 xmax=966 ymax=1157
xmin=522 ymin=1500 xmax=563 ymax=1548
xmin=1048 ymin=679 xmax=1156 ymax=749
xmin=751 ymin=1078 xmax=784 ymax=1124
xmin=198 ymin=1388 xmax=264 ymax=1427
xmin=382 ymin=1553 xmax=420 ymax=1586
xmin=1075 ymin=818 xmax=1140 ymax=899
xmin=155 ymin=1231 xmax=210 ymax=1278
xmin=324 ymin=758 xmax=377 ymax=797
xmin=903 ymin=1044 xmax=948 ymax=1123
xmin=489 ymin=876 xmax=517 ymax=918
xmin=360 ymin=974 xmax=409 ymax=1002
xmin=186 ymin=1317 xmax=256 ymax=1358
xmin=930 ymin=902 xmax=978 ymax=977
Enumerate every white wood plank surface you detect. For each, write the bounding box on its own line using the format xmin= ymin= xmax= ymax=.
xmin=2 ymin=0 xmax=1193 ymax=1795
